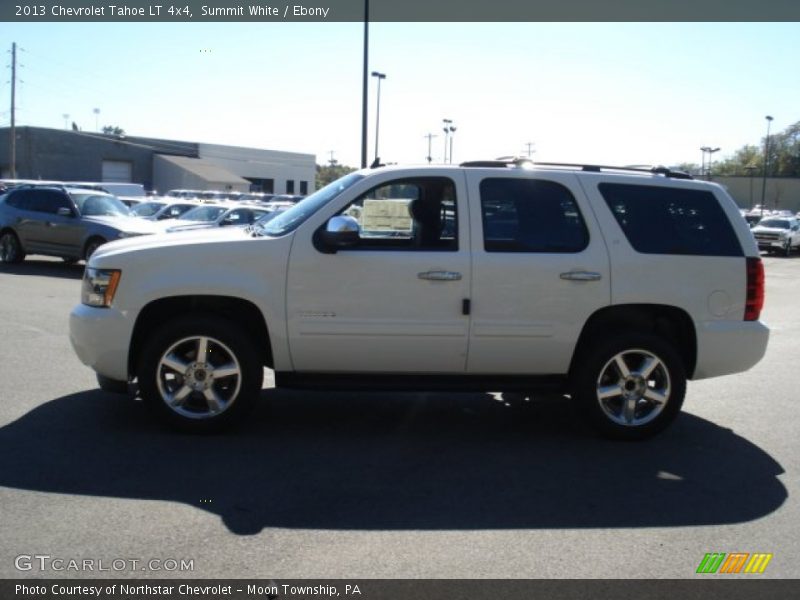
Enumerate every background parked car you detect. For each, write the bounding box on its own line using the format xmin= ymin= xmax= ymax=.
xmin=165 ymin=189 xmax=204 ymax=200
xmin=251 ymin=203 xmax=292 ymax=227
xmin=0 ymin=185 xmax=158 ymax=263
xmin=131 ymin=199 xmax=200 ymax=221
xmin=751 ymin=216 xmax=800 ymax=256
xmin=161 ymin=204 xmax=271 ymax=233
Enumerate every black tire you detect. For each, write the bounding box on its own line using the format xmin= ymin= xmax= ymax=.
xmin=84 ymin=237 xmax=105 ymax=261
xmin=137 ymin=314 xmax=261 ymax=432
xmin=784 ymin=241 xmax=792 ymax=257
xmin=96 ymin=373 xmax=130 ymax=394
xmin=571 ymin=332 xmax=686 ymax=440
xmin=0 ymin=231 xmax=26 ymax=264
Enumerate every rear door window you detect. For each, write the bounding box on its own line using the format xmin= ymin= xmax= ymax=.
xmin=599 ymin=183 xmax=743 ymax=257
xmin=479 ymin=178 xmax=589 ymax=253
xmin=25 ymin=190 xmax=71 ymax=214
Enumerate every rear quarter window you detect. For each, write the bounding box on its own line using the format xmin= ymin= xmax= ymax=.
xmin=598 ymin=183 xmax=743 ymax=257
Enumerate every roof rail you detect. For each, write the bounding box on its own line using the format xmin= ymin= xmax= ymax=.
xmin=460 ymin=157 xmax=693 ymax=180
xmin=8 ymin=182 xmax=69 ymax=191
xmin=460 ymin=157 xmax=535 ymax=169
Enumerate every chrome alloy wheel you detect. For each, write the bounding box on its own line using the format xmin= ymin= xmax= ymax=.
xmin=155 ymin=335 xmax=242 ymax=420
xmin=595 ymin=348 xmax=671 ymax=427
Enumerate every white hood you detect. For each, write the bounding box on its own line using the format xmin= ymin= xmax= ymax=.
xmin=90 ymin=226 xmax=256 ymax=262
xmin=83 ymin=215 xmax=162 ymax=234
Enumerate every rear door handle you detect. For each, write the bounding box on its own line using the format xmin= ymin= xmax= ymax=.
xmin=560 ymin=270 xmax=602 ymax=282
xmin=418 ymin=270 xmax=462 ymax=281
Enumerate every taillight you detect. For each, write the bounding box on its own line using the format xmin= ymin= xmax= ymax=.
xmin=745 ymin=257 xmax=764 ymax=321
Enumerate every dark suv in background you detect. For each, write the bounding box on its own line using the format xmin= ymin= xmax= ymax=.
xmin=0 ymin=185 xmax=158 ymax=264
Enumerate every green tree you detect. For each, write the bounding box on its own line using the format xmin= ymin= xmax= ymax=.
xmin=709 ymin=145 xmax=761 ymax=177
xmin=102 ymin=125 xmax=125 ymax=136
xmin=769 ymin=121 xmax=800 ymax=176
xmin=316 ymin=163 xmax=356 ymax=189
xmin=708 ymin=121 xmax=800 ymax=177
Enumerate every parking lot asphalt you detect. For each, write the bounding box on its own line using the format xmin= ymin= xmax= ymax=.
xmin=0 ymin=255 xmax=798 ymax=579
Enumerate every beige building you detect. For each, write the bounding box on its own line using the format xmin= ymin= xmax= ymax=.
xmin=715 ymin=176 xmax=800 ymax=212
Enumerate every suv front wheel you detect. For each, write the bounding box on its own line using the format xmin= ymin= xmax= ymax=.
xmin=572 ymin=333 xmax=686 ymax=440
xmin=137 ymin=315 xmax=262 ymax=432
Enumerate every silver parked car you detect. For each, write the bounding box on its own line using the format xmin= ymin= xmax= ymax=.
xmin=0 ymin=185 xmax=158 ymax=263
xmin=161 ymin=204 xmax=271 ymax=233
xmin=131 ymin=199 xmax=199 ymax=221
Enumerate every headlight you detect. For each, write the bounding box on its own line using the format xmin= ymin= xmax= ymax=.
xmin=82 ymin=268 xmax=121 ymax=307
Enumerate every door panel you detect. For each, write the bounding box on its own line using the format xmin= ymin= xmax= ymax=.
xmin=466 ymin=171 xmax=611 ymax=375
xmin=286 ymin=173 xmax=471 ymax=373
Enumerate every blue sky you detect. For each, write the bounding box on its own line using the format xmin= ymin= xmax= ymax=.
xmin=1 ymin=21 xmax=798 ymax=167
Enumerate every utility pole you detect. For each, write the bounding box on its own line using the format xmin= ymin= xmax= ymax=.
xmin=525 ymin=142 xmax=535 ymax=157
xmin=328 ymin=150 xmax=337 ymax=167
xmin=10 ymin=42 xmax=17 ymax=178
xmin=424 ymin=133 xmax=437 ymax=163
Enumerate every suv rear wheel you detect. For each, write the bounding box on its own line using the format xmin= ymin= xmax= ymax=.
xmin=137 ymin=315 xmax=262 ymax=432
xmin=0 ymin=231 xmax=25 ymax=263
xmin=572 ymin=333 xmax=686 ymax=440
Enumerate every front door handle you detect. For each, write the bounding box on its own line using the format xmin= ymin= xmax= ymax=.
xmin=418 ymin=270 xmax=462 ymax=281
xmin=560 ymin=270 xmax=602 ymax=282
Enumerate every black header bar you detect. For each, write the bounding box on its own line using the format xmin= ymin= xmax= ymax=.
xmin=4 ymin=0 xmax=800 ymax=22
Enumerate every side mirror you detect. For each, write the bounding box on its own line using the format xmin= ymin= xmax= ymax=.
xmin=318 ymin=216 xmax=360 ymax=252
xmin=57 ymin=207 xmax=74 ymax=217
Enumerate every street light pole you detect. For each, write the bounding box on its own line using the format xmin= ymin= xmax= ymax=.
xmin=448 ymin=124 xmax=456 ymax=164
xmin=700 ymin=146 xmax=709 ymax=178
xmin=360 ymin=0 xmax=369 ymax=169
xmin=707 ymin=147 xmax=720 ymax=180
xmin=424 ymin=133 xmax=437 ymax=163
xmin=371 ymin=71 xmax=386 ymax=165
xmin=93 ymin=108 xmax=100 ymax=132
xmin=442 ymin=119 xmax=452 ymax=163
xmin=760 ymin=115 xmax=774 ymax=215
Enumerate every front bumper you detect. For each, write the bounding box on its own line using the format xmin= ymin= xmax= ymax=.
xmin=755 ymin=238 xmax=788 ymax=251
xmin=69 ymin=304 xmax=132 ymax=382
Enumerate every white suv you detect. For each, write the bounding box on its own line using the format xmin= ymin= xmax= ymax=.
xmin=69 ymin=160 xmax=769 ymax=439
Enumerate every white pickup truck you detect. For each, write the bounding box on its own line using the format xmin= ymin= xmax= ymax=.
xmin=69 ymin=160 xmax=769 ymax=439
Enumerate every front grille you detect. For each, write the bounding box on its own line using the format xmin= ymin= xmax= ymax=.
xmin=754 ymin=233 xmax=780 ymax=241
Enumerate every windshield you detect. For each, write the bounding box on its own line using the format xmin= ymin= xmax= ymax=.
xmin=72 ymin=193 xmax=131 ymax=217
xmin=132 ymin=201 xmax=166 ymax=217
xmin=759 ymin=219 xmax=791 ymax=229
xmin=259 ymin=173 xmax=364 ymax=236
xmin=179 ymin=205 xmax=227 ymax=222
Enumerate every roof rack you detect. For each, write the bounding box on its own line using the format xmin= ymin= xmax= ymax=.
xmin=459 ymin=157 xmax=693 ymax=180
